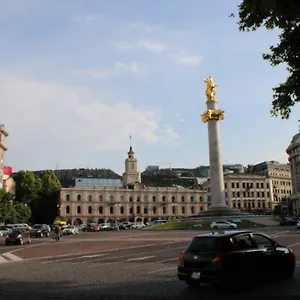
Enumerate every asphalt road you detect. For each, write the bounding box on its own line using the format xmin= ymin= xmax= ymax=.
xmin=0 ymin=228 xmax=300 ymax=300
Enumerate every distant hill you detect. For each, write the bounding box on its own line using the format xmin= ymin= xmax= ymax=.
xmin=32 ymin=168 xmax=121 ymax=188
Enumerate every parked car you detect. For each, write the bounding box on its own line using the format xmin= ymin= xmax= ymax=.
xmin=5 ymin=228 xmax=31 ymax=245
xmin=297 ymin=218 xmax=300 ymax=229
xmin=177 ymin=230 xmax=295 ymax=291
xmin=62 ymin=225 xmax=79 ymax=235
xmin=210 ymin=220 xmax=237 ymax=230
xmin=132 ymin=223 xmax=145 ymax=229
xmin=30 ymin=224 xmax=51 ymax=238
xmin=0 ymin=226 xmax=12 ymax=236
xmin=83 ymin=223 xmax=100 ymax=232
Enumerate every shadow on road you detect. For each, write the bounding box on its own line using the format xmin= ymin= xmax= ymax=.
xmin=0 ymin=276 xmax=299 ymax=300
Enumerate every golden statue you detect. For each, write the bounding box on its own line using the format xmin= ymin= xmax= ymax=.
xmin=203 ymin=76 xmax=216 ymax=101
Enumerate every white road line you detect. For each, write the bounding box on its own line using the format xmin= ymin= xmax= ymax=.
xmin=2 ymin=252 xmax=23 ymax=261
xmin=0 ymin=255 xmax=9 ymax=264
xmin=87 ymin=246 xmax=184 ymax=268
xmin=148 ymin=267 xmax=176 ymax=274
xmin=126 ymin=256 xmax=156 ymax=262
xmin=159 ymin=258 xmax=177 ymax=263
xmin=287 ymin=242 xmax=300 ymax=247
xmin=43 ymin=253 xmax=109 ymax=263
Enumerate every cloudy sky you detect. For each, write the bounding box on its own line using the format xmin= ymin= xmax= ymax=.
xmin=1 ymin=0 xmax=299 ymax=175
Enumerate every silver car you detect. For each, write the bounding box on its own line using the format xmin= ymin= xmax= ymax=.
xmin=62 ymin=225 xmax=79 ymax=235
xmin=0 ymin=226 xmax=11 ymax=236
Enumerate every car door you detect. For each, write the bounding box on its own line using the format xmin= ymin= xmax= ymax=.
xmin=251 ymin=234 xmax=277 ymax=276
xmin=231 ymin=233 xmax=261 ymax=279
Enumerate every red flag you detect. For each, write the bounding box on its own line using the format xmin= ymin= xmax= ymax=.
xmin=3 ymin=166 xmax=12 ymax=176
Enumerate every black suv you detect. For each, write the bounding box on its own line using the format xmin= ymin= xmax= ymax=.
xmin=177 ymin=230 xmax=295 ymax=291
xmin=30 ymin=224 xmax=50 ymax=238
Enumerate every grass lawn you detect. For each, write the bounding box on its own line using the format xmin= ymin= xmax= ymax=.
xmin=150 ymin=219 xmax=265 ymax=231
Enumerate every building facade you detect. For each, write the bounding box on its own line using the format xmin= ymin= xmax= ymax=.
xmin=0 ymin=125 xmax=9 ymax=189
xmin=286 ymin=132 xmax=300 ymax=213
xmin=203 ymin=173 xmax=276 ymax=213
xmin=59 ymin=147 xmax=207 ymax=224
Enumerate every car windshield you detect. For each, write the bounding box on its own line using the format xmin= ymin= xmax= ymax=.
xmin=187 ymin=237 xmax=222 ymax=252
xmin=0 ymin=227 xmax=8 ymax=230
xmin=10 ymin=229 xmax=22 ymax=235
xmin=66 ymin=226 xmax=74 ymax=229
xmin=33 ymin=225 xmax=42 ymax=229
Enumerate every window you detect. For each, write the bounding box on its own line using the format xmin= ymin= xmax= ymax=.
xmin=137 ymin=197 xmax=140 ymax=202
xmin=109 ymin=206 xmax=114 ymax=214
xmin=88 ymin=194 xmax=92 ymax=201
xmin=153 ymin=206 xmax=157 ymax=214
xmin=110 ymin=195 xmax=114 ymax=202
xmin=152 ymin=196 xmax=156 ymax=202
xmin=136 ymin=206 xmax=141 ymax=214
xmin=172 ymin=196 xmax=175 ymax=203
xmin=66 ymin=206 xmax=70 ymax=214
xmin=162 ymin=196 xmax=166 ymax=202
xmin=77 ymin=194 xmax=81 ymax=201
xmin=172 ymin=206 xmax=175 ymax=214
xmin=77 ymin=206 xmax=81 ymax=214
xmin=190 ymin=196 xmax=194 ymax=202
xmin=233 ymin=234 xmax=254 ymax=250
xmin=129 ymin=207 xmax=133 ymax=214
xmin=191 ymin=206 xmax=194 ymax=214
xmin=181 ymin=196 xmax=185 ymax=202
xmin=144 ymin=206 xmax=148 ymax=214
xmin=162 ymin=206 xmax=166 ymax=214
xmin=66 ymin=195 xmax=70 ymax=201
xmin=181 ymin=206 xmax=185 ymax=214
xmin=99 ymin=206 xmax=103 ymax=214
xmin=132 ymin=163 xmax=134 ymax=170
xmin=253 ymin=234 xmax=273 ymax=249
xmin=129 ymin=196 xmax=133 ymax=202
xmin=88 ymin=206 xmax=92 ymax=214
xmin=120 ymin=195 xmax=124 ymax=202
xmin=187 ymin=237 xmax=222 ymax=252
xmin=199 ymin=196 xmax=203 ymax=202
xmin=99 ymin=195 xmax=103 ymax=201
xmin=120 ymin=206 xmax=124 ymax=214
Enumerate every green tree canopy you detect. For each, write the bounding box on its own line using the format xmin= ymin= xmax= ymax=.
xmin=235 ymin=0 xmax=300 ymax=119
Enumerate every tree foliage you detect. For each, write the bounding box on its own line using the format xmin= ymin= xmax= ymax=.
xmin=235 ymin=0 xmax=300 ymax=119
xmin=0 ymin=189 xmax=31 ymax=224
xmin=13 ymin=170 xmax=61 ymax=224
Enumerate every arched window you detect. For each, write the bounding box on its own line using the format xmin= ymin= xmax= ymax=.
xmin=162 ymin=196 xmax=166 ymax=202
xmin=191 ymin=206 xmax=194 ymax=214
xmin=190 ymin=196 xmax=194 ymax=202
xmin=162 ymin=206 xmax=166 ymax=214
xmin=77 ymin=206 xmax=81 ymax=214
xmin=88 ymin=194 xmax=92 ymax=201
xmin=110 ymin=195 xmax=114 ymax=202
xmin=153 ymin=206 xmax=157 ymax=214
xmin=129 ymin=207 xmax=133 ymax=214
xmin=136 ymin=206 xmax=141 ymax=214
xmin=66 ymin=194 xmax=70 ymax=201
xmin=137 ymin=197 xmax=140 ymax=202
xmin=172 ymin=206 xmax=175 ymax=214
xmin=120 ymin=206 xmax=124 ymax=214
xmin=144 ymin=206 xmax=148 ymax=214
xmin=99 ymin=195 xmax=103 ymax=201
xmin=199 ymin=196 xmax=203 ymax=202
xmin=66 ymin=206 xmax=70 ymax=214
xmin=152 ymin=196 xmax=156 ymax=202
xmin=172 ymin=196 xmax=175 ymax=202
xmin=129 ymin=196 xmax=133 ymax=202
xmin=110 ymin=206 xmax=114 ymax=214
xmin=99 ymin=206 xmax=103 ymax=214
xmin=120 ymin=195 xmax=124 ymax=202
xmin=200 ymin=206 xmax=203 ymax=211
xmin=88 ymin=206 xmax=92 ymax=214
xmin=181 ymin=196 xmax=185 ymax=202
xmin=181 ymin=206 xmax=185 ymax=214
xmin=77 ymin=194 xmax=81 ymax=201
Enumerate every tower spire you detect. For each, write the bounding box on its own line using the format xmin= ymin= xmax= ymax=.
xmin=130 ymin=134 xmax=132 ymax=148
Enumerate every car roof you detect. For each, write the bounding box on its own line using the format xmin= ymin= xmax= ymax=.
xmin=194 ymin=230 xmax=254 ymax=238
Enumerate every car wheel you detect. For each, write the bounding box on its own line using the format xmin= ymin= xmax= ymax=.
xmin=229 ymin=225 xmax=234 ymax=229
xmin=185 ymin=280 xmax=200 ymax=288
xmin=213 ymin=226 xmax=218 ymax=229
xmin=227 ymin=271 xmax=244 ymax=293
xmin=281 ymin=261 xmax=295 ymax=279
xmin=40 ymin=233 xmax=43 ymax=238
xmin=19 ymin=239 xmax=24 ymax=245
xmin=46 ymin=232 xmax=50 ymax=237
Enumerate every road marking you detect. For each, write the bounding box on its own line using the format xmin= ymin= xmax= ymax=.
xmin=87 ymin=246 xmax=184 ymax=268
xmin=2 ymin=252 xmax=23 ymax=261
xmin=159 ymin=258 xmax=176 ymax=263
xmin=126 ymin=256 xmax=156 ymax=262
xmin=43 ymin=253 xmax=109 ymax=263
xmin=36 ymin=240 xmax=183 ymax=262
xmin=287 ymin=242 xmax=300 ymax=247
xmin=9 ymin=241 xmax=51 ymax=254
xmin=148 ymin=267 xmax=176 ymax=274
xmin=0 ymin=255 xmax=8 ymax=264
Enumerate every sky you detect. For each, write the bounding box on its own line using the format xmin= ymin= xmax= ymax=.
xmin=1 ymin=0 xmax=299 ymax=175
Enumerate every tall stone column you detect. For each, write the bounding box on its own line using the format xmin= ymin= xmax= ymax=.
xmin=201 ymin=77 xmax=227 ymax=211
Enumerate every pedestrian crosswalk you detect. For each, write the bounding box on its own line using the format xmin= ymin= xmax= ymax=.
xmin=0 ymin=252 xmax=23 ymax=264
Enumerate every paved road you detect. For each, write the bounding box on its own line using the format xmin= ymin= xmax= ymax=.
xmin=0 ymin=228 xmax=300 ymax=299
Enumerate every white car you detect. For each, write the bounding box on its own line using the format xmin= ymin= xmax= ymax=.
xmin=210 ymin=220 xmax=237 ymax=230
xmin=297 ymin=219 xmax=300 ymax=229
xmin=62 ymin=225 xmax=79 ymax=235
xmin=0 ymin=226 xmax=11 ymax=236
xmin=133 ymin=223 xmax=145 ymax=229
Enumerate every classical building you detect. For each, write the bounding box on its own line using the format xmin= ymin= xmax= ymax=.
xmin=59 ymin=146 xmax=207 ymax=225
xmin=286 ymin=131 xmax=300 ymax=213
xmin=0 ymin=125 xmax=9 ymax=189
xmin=248 ymin=161 xmax=292 ymax=213
xmin=203 ymin=173 xmax=279 ymax=212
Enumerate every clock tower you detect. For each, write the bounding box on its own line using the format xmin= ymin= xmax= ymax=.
xmin=122 ymin=137 xmax=141 ymax=186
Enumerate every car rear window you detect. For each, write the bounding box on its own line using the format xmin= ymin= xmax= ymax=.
xmin=187 ymin=237 xmax=222 ymax=252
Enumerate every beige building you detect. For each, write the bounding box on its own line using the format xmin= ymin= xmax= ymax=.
xmin=0 ymin=124 xmax=9 ymax=189
xmin=203 ymin=173 xmax=277 ymax=212
xmin=3 ymin=176 xmax=15 ymax=194
xmin=286 ymin=132 xmax=300 ymax=214
xmin=59 ymin=146 xmax=207 ymax=225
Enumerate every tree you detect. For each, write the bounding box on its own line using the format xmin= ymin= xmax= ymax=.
xmin=14 ymin=202 xmax=31 ymax=223
xmin=235 ymin=0 xmax=300 ymax=119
